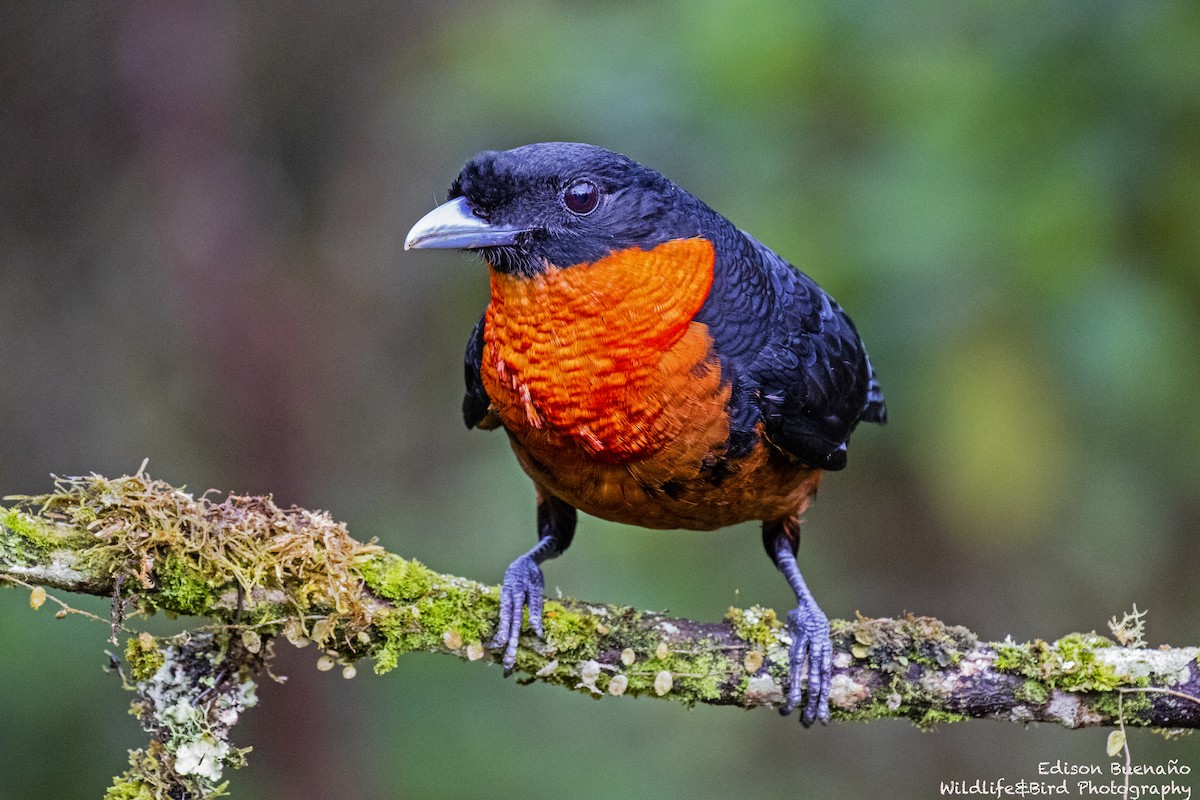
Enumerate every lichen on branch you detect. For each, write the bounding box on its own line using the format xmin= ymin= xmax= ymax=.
xmin=3 ymin=469 xmax=1200 ymax=798
xmin=105 ymin=630 xmax=262 ymax=799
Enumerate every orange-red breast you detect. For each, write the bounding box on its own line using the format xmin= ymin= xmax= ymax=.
xmin=406 ymin=142 xmax=886 ymax=725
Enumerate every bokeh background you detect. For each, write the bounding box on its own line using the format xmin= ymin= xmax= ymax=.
xmin=2 ymin=2 xmax=1198 ymax=798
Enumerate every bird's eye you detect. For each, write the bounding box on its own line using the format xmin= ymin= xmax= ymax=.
xmin=562 ymin=179 xmax=600 ymax=216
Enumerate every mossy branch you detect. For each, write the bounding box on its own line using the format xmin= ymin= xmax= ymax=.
xmin=3 ymin=470 xmax=1200 ymax=797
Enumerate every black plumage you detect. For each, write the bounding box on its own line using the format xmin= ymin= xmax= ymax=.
xmin=462 ymin=313 xmax=490 ymax=430
xmin=697 ymin=223 xmax=887 ymax=470
xmin=453 ymin=143 xmax=886 ymax=471
xmin=409 ymin=141 xmax=886 ymax=726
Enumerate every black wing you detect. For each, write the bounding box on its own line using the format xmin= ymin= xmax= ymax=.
xmin=462 ymin=312 xmax=494 ymax=429
xmin=701 ymin=229 xmax=886 ymax=471
xmin=750 ymin=239 xmax=885 ymax=469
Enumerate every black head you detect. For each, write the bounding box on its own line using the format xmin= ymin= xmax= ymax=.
xmin=406 ymin=143 xmax=708 ymax=276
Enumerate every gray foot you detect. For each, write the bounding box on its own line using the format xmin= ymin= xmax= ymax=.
xmin=780 ymin=601 xmax=832 ymax=726
xmin=488 ymin=553 xmax=545 ymax=675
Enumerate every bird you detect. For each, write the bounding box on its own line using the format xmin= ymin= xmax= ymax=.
xmin=404 ymin=142 xmax=886 ymax=725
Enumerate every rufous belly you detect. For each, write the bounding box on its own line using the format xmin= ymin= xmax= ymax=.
xmin=481 ymin=238 xmax=820 ymax=528
xmin=506 ymin=421 xmax=822 ymax=530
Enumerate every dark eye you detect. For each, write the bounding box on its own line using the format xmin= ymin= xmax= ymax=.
xmin=563 ymin=178 xmax=600 ymax=215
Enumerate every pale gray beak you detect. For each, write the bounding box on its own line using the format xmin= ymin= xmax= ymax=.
xmin=404 ymin=196 xmax=526 ymax=250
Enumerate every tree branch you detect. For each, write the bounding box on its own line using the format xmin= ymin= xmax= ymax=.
xmin=3 ymin=469 xmax=1199 ymax=797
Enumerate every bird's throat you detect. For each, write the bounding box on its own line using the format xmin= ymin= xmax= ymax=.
xmin=482 ymin=237 xmax=717 ymax=462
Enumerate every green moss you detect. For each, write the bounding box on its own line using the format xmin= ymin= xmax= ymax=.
xmin=1017 ymin=679 xmax=1049 ymax=705
xmin=822 ymin=625 xmax=988 ymax=728
xmin=8 ymin=469 xmax=385 ymax=644
xmin=991 ymin=632 xmax=1155 ymax=725
xmin=363 ymin=553 xmax=611 ymax=675
xmin=676 ymin=649 xmax=730 ymax=702
xmin=1 ymin=508 xmax=51 ymax=550
xmin=125 ymin=634 xmax=166 ymax=682
xmin=725 ymin=605 xmax=784 ymax=649
xmin=102 ymin=778 xmax=154 ymax=800
xmin=371 ymin=610 xmax=430 ymax=673
xmin=1 ymin=506 xmax=90 ymax=558
xmin=542 ymin=603 xmax=597 ymax=657
xmin=360 ymin=555 xmax=434 ymax=603
xmin=417 ymin=587 xmax=491 ymax=646
xmin=1094 ymin=688 xmax=1153 ymax=721
xmin=994 ymin=638 xmax=1041 ymax=675
xmin=603 ymin=632 xmax=733 ymax=704
xmin=1051 ymin=632 xmax=1122 ymax=691
xmin=363 ymin=555 xmax=468 ymax=672
xmin=104 ymin=749 xmax=165 ymax=800
xmin=366 ymin=562 xmax=493 ymax=673
xmin=590 ymin=608 xmax=663 ymax=659
xmin=153 ymin=555 xmax=217 ymax=617
xmin=992 ymin=633 xmax=1136 ymax=693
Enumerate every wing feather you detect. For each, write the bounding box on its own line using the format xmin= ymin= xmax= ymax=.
xmin=700 ymin=228 xmax=886 ymax=470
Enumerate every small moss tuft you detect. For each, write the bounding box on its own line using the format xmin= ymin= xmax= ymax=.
xmin=992 ymin=633 xmax=1134 ymax=693
xmin=102 ymin=777 xmax=155 ymax=800
xmin=994 ymin=637 xmax=1041 ymax=675
xmin=542 ymin=603 xmax=598 ymax=659
xmin=674 ymin=648 xmax=732 ymax=703
xmin=1050 ymin=633 xmax=1122 ymax=691
xmin=725 ymin=605 xmax=784 ymax=649
xmin=1094 ymin=688 xmax=1153 ymax=721
xmin=1016 ymin=679 xmax=1049 ymax=705
xmin=152 ymin=556 xmax=216 ymax=617
xmin=1 ymin=506 xmax=91 ymax=561
xmin=360 ymin=555 xmax=434 ymax=603
xmin=104 ymin=749 xmax=168 ymax=800
xmin=125 ymin=633 xmax=166 ymax=682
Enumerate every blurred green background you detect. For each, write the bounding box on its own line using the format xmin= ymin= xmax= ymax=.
xmin=2 ymin=2 xmax=1198 ymax=798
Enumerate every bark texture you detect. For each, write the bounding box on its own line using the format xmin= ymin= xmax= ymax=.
xmin=2 ymin=469 xmax=1197 ymax=798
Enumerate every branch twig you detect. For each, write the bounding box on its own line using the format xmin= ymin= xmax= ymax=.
xmin=3 ymin=469 xmax=1199 ymax=797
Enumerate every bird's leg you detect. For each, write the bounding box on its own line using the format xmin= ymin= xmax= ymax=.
xmin=764 ymin=517 xmax=832 ymax=726
xmin=490 ymin=488 xmax=577 ymax=675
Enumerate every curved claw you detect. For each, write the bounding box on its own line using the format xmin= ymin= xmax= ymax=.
xmin=488 ymin=553 xmax=546 ymax=675
xmin=779 ymin=604 xmax=832 ymax=726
